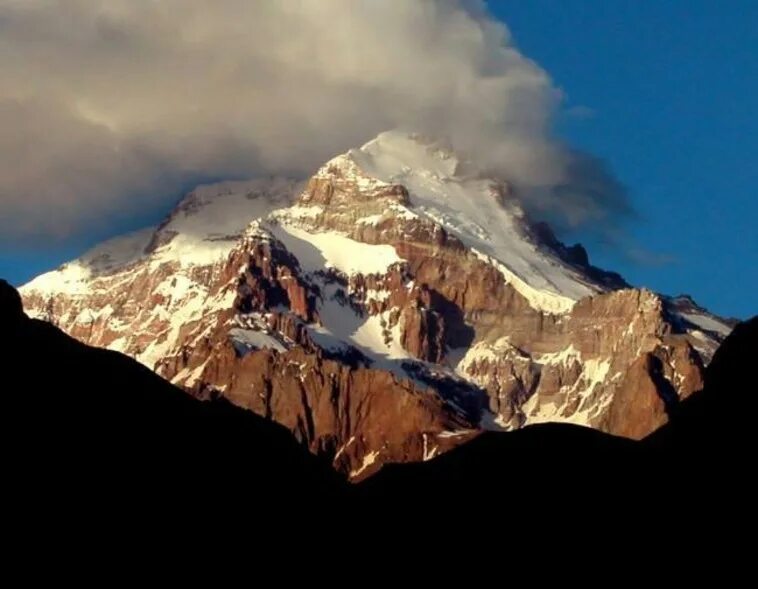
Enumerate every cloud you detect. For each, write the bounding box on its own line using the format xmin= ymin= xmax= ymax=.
xmin=0 ymin=0 xmax=632 ymax=242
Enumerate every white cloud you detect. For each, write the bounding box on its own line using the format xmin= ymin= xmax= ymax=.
xmin=0 ymin=0 xmax=630 ymax=242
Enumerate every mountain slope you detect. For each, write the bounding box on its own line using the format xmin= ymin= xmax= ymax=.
xmin=19 ymin=131 xmax=734 ymax=479
xmin=21 ymin=178 xmax=299 ymax=368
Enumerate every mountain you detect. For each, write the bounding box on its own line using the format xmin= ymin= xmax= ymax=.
xmin=3 ymin=278 xmax=755 ymax=522
xmin=19 ymin=131 xmax=735 ymax=480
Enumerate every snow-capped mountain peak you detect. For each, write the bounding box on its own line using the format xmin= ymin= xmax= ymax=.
xmin=309 ymin=130 xmax=603 ymax=313
xmin=19 ymin=130 xmax=733 ymax=480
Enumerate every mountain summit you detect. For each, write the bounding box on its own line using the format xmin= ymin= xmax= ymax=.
xmin=20 ymin=131 xmax=733 ymax=479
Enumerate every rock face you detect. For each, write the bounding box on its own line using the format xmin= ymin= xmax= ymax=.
xmin=19 ymin=131 xmax=735 ymax=477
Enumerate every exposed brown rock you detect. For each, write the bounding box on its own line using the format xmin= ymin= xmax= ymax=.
xmin=160 ymin=334 xmax=473 ymax=480
xmin=603 ymin=354 xmax=670 ymax=440
xmin=228 ymin=233 xmax=316 ymax=322
xmin=398 ymin=286 xmax=446 ymax=363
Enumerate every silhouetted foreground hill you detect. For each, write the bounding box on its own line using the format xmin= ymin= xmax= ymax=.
xmin=359 ymin=315 xmax=757 ymax=506
xmin=646 ymin=315 xmax=757 ymax=452
xmin=1 ymin=279 xmax=346 ymax=522
xmin=1 ymin=278 xmax=755 ymax=521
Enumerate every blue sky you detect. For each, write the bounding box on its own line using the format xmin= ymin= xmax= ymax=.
xmin=490 ymin=0 xmax=757 ymax=318
xmin=1 ymin=1 xmax=755 ymax=319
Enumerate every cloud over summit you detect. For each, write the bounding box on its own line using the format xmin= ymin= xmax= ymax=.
xmin=0 ymin=0 xmax=629 ymax=241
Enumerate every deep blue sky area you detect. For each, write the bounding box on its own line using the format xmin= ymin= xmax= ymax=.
xmin=1 ymin=1 xmax=755 ymax=319
xmin=491 ymin=0 xmax=757 ymax=318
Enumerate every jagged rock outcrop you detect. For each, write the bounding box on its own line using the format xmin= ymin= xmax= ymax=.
xmin=18 ymin=131 xmax=734 ymax=478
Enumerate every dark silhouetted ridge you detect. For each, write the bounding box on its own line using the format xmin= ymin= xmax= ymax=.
xmin=2 ymin=278 xmax=755 ymax=526
xmin=0 ymin=279 xmax=346 ymax=527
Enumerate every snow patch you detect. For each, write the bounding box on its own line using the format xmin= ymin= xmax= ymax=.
xmin=437 ymin=429 xmax=474 ymax=439
xmin=269 ymin=223 xmax=404 ymax=276
xmin=334 ymin=436 xmax=356 ymax=462
xmin=229 ymin=327 xmax=287 ymax=354
xmin=422 ymin=433 xmax=439 ymax=461
xmin=472 ymin=249 xmax=578 ymax=314
xmin=150 ymin=178 xmax=299 ymax=268
xmin=350 ymin=450 xmax=381 ymax=478
xmin=680 ymin=311 xmax=732 ymax=337
xmin=311 ymin=282 xmax=411 ymax=365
